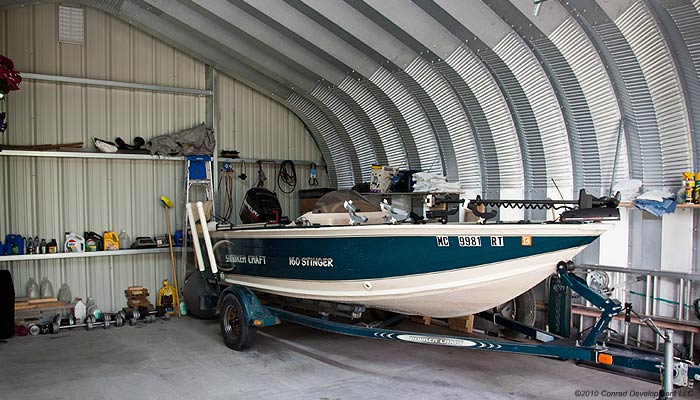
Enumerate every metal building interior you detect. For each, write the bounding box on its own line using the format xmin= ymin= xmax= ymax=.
xmin=1 ymin=0 xmax=700 ymax=399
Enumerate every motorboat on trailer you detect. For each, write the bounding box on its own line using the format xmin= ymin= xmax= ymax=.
xmin=196 ymin=189 xmax=620 ymax=318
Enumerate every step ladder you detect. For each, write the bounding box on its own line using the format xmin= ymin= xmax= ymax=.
xmin=181 ymin=155 xmax=215 ymax=279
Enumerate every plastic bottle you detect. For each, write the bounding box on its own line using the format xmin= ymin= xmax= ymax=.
xmin=64 ymin=232 xmax=85 ymax=253
xmin=40 ymin=277 xmax=54 ymax=298
xmin=179 ymin=298 xmax=187 ymax=316
xmin=25 ymin=277 xmax=40 ymax=299
xmin=118 ymin=230 xmax=131 ymax=250
xmin=46 ymin=239 xmax=58 ymax=253
xmin=57 ymin=283 xmax=72 ymax=303
xmin=74 ymin=298 xmax=87 ymax=323
xmin=103 ymin=231 xmax=119 ymax=251
xmin=39 ymin=238 xmax=47 ymax=254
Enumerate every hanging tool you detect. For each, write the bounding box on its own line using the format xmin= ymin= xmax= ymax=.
xmin=308 ymin=162 xmax=319 ymax=187
xmin=277 ymin=160 xmax=297 ymax=194
xmin=218 ymin=162 xmax=235 ymax=222
xmin=160 ymin=195 xmax=182 ymax=318
xmin=256 ymin=160 xmax=266 ymax=187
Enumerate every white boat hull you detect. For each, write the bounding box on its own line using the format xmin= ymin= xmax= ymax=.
xmin=223 ymin=245 xmax=585 ymax=318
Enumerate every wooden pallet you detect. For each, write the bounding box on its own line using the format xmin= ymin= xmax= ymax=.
xmin=411 ymin=315 xmax=474 ymax=334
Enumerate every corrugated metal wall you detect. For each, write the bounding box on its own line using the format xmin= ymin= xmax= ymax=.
xmin=0 ymin=4 xmax=322 ymax=312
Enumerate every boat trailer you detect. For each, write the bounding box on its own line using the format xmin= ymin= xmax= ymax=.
xmin=186 ymin=201 xmax=700 ymax=398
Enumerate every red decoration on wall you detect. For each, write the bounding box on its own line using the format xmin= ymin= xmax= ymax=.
xmin=0 ymin=55 xmax=22 ymax=94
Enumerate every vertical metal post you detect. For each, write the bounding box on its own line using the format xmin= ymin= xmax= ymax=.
xmin=205 ymin=66 xmax=219 ymax=217
xmin=663 ymin=329 xmax=674 ymax=399
xmin=654 ymin=277 xmax=660 ymax=351
xmin=678 ymin=279 xmax=685 ymax=320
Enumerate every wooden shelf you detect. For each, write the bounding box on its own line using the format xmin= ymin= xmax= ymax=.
xmin=361 ymin=191 xmax=462 ymax=196
xmin=0 ymin=247 xmax=184 ymax=262
xmin=619 ymin=201 xmax=700 ymax=209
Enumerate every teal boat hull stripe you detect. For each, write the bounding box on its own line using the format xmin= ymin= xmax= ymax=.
xmin=207 ymin=235 xmax=598 ymax=281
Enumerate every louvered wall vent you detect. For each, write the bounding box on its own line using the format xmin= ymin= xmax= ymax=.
xmin=58 ymin=5 xmax=84 ymax=45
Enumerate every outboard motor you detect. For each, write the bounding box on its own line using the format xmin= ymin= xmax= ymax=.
xmin=239 ymin=187 xmax=283 ymax=224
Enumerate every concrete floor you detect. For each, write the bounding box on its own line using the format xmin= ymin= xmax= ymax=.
xmin=0 ymin=317 xmax=683 ymax=399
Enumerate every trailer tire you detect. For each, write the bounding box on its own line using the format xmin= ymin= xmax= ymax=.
xmin=499 ymin=289 xmax=536 ymax=339
xmin=219 ymin=294 xmax=256 ymax=351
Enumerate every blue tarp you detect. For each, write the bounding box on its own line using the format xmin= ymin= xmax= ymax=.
xmin=633 ymin=197 xmax=677 ymax=217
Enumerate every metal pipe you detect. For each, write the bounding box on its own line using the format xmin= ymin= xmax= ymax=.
xmin=577 ymin=264 xmax=700 ymax=281
xmin=185 ymin=203 xmax=206 ymax=272
xmin=196 ymin=201 xmax=219 ymax=274
xmin=664 ymin=329 xmax=674 ymax=399
xmin=23 ymin=72 xmax=212 ymax=96
xmin=678 ymin=279 xmax=685 ymax=320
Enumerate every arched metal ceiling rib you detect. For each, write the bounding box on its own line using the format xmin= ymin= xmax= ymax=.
xmin=359 ymin=0 xmax=517 ymax=193
xmin=563 ymin=0 xmax=666 ymax=190
xmin=140 ymin=0 xmax=367 ymax=186
xmin=345 ymin=0 xmax=481 ymax=188
xmin=226 ymin=0 xmax=418 ymax=171
xmin=654 ymin=1 xmax=700 ymax=170
xmin=484 ymin=1 xmax=588 ymax=198
xmin=288 ymin=93 xmax=356 ymax=188
xmin=548 ymin=17 xmax=630 ymax=190
xmin=614 ymin=0 xmax=693 ymax=188
xmin=185 ymin=0 xmax=388 ymax=172
xmin=297 ymin=0 xmax=459 ymax=179
xmin=426 ymin=0 xmax=550 ymax=201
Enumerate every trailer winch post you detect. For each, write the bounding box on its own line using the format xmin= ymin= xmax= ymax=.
xmin=663 ymin=329 xmax=674 ymax=399
xmin=556 ymin=262 xmax=623 ymax=347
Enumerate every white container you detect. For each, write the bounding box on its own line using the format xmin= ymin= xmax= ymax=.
xmin=118 ymin=230 xmax=131 ymax=250
xmin=74 ymin=298 xmax=87 ymax=323
xmin=25 ymin=277 xmax=40 ymax=299
xmin=40 ymin=277 xmax=54 ymax=298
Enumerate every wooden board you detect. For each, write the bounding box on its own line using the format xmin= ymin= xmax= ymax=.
xmin=28 ymin=298 xmax=58 ymax=304
xmin=448 ymin=316 xmax=474 ymax=334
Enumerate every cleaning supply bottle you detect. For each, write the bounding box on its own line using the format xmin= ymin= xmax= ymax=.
xmin=179 ymin=297 xmax=187 ymax=316
xmin=39 ymin=238 xmax=47 ymax=254
xmin=74 ymin=298 xmax=87 ymax=323
xmin=40 ymin=277 xmax=54 ymax=298
xmin=103 ymin=231 xmax=119 ymax=251
xmin=84 ymin=232 xmax=103 ymax=252
xmin=57 ymin=283 xmax=72 ymax=303
xmin=157 ymin=279 xmax=177 ymax=315
xmin=64 ymin=232 xmax=85 ymax=253
xmin=25 ymin=277 xmax=40 ymax=299
xmin=118 ymin=230 xmax=131 ymax=250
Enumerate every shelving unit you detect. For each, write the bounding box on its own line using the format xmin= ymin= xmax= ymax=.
xmin=0 ymin=149 xmax=182 ymax=161
xmin=619 ymin=201 xmax=700 ymax=209
xmin=0 ymin=247 xmax=183 ymax=262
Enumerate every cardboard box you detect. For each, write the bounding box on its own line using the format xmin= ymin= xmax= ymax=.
xmin=369 ymin=165 xmax=398 ymax=193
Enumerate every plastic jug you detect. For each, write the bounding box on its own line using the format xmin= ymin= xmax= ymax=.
xmin=57 ymin=283 xmax=72 ymax=303
xmin=46 ymin=239 xmax=58 ymax=253
xmin=25 ymin=277 xmax=40 ymax=299
xmin=74 ymin=298 xmax=87 ymax=323
xmin=64 ymin=232 xmax=85 ymax=253
xmin=118 ymin=230 xmax=131 ymax=250
xmin=103 ymin=231 xmax=119 ymax=251
xmin=84 ymin=232 xmax=103 ymax=252
xmin=40 ymin=277 xmax=54 ymax=298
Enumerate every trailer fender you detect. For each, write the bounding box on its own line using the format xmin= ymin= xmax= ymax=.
xmin=217 ymin=286 xmax=279 ymax=327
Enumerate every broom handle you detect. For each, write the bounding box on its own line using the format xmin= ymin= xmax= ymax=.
xmin=164 ymin=207 xmax=182 ymax=318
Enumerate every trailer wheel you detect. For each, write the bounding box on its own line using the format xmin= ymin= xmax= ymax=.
xmin=219 ymin=294 xmax=256 ymax=351
xmin=497 ymin=289 xmax=536 ymax=339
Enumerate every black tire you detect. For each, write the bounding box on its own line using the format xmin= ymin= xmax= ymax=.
xmin=499 ymin=289 xmax=537 ymax=339
xmin=183 ymin=271 xmax=218 ymax=319
xmin=0 ymin=270 xmax=15 ymax=339
xmin=219 ymin=294 xmax=256 ymax=351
